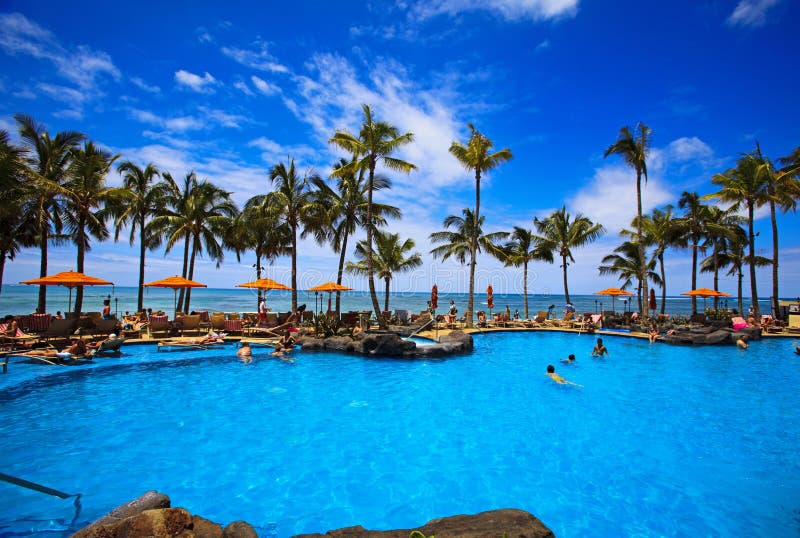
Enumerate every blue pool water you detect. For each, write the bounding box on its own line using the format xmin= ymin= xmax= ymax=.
xmin=1 ymin=333 xmax=799 ymax=537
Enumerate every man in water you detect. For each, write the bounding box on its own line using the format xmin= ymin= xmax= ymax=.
xmin=561 ymin=354 xmax=576 ymax=364
xmin=546 ymin=365 xmax=582 ymax=386
xmin=592 ymin=338 xmax=609 ymax=357
xmin=237 ymin=342 xmax=253 ymax=360
xmin=736 ymin=335 xmax=748 ymax=349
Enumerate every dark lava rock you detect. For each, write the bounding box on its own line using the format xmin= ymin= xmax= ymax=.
xmin=192 ymin=515 xmax=223 ymax=538
xmin=71 ymin=491 xmax=171 ymax=537
xmin=222 ymin=520 xmax=259 ymax=538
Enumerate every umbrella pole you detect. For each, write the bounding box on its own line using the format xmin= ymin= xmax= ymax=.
xmin=173 ymin=289 xmax=177 ymax=318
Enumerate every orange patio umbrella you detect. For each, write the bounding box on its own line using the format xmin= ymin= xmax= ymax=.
xmin=144 ymin=275 xmax=207 ymax=316
xmin=21 ymin=270 xmax=114 ymax=312
xmin=682 ymin=287 xmax=731 ymax=310
xmin=237 ymin=277 xmax=292 ymax=313
xmin=595 ymin=287 xmax=634 ymax=313
xmin=308 ymin=281 xmax=353 ymax=314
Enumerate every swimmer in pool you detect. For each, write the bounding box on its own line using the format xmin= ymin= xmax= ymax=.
xmin=591 ymin=338 xmax=609 ymax=357
xmin=736 ymin=335 xmax=748 ymax=349
xmin=237 ymin=342 xmax=252 ymax=362
xmin=546 ymin=364 xmax=582 ymax=387
xmin=561 ymin=353 xmax=576 ymax=364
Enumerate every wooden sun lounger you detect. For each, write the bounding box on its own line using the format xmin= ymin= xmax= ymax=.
xmin=157 ymin=338 xmax=226 ymax=351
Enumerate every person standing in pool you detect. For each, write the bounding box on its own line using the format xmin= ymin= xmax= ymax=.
xmin=546 ymin=365 xmax=582 ymax=386
xmin=591 ymin=338 xmax=609 ymax=357
xmin=237 ymin=342 xmax=253 ymax=360
xmin=736 ymin=335 xmax=748 ymax=349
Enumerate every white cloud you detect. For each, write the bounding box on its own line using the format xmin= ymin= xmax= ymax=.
xmin=666 ymin=136 xmax=713 ymax=162
xmin=221 ymin=42 xmax=289 ymax=73
xmin=129 ymin=107 xmax=248 ymax=132
xmin=727 ymin=0 xmax=779 ymax=27
xmin=130 ymin=77 xmax=161 ymax=93
xmin=535 ymin=38 xmax=551 ymax=51
xmin=233 ymin=80 xmax=254 ymax=96
xmin=174 ymin=69 xmax=218 ymax=93
xmin=248 ymin=136 xmax=317 ymax=164
xmin=251 ymin=75 xmax=280 ymax=96
xmin=408 ymin=0 xmax=579 ymax=22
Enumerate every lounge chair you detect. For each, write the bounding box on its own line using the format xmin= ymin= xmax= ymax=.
xmin=787 ymin=315 xmax=800 ymax=334
xmin=179 ymin=315 xmax=202 ymax=336
xmin=210 ymin=313 xmax=227 ymax=332
xmin=395 ymin=309 xmax=410 ymax=325
xmin=91 ymin=318 xmax=119 ymax=336
xmin=148 ymin=315 xmax=170 ymax=339
xmin=532 ymin=311 xmax=549 ymax=327
xmin=36 ymin=318 xmax=78 ymax=346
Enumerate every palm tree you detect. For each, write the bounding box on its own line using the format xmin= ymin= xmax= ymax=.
xmin=159 ymin=171 xmax=197 ymax=312
xmin=705 ymin=152 xmax=769 ymax=318
xmin=61 ymin=141 xmax=120 ymax=314
xmin=430 ymin=209 xmax=508 ymax=276
xmin=347 ymin=230 xmax=422 ymax=313
xmin=625 ymin=206 xmax=683 ymax=315
xmin=113 ymin=161 xmax=165 ymax=312
xmin=152 ymin=177 xmax=237 ymax=312
xmin=254 ymin=158 xmax=322 ymax=312
xmin=699 ymin=206 xmax=743 ymax=309
xmin=533 ymin=207 xmax=604 ymax=304
xmin=677 ymin=191 xmax=709 ymax=315
xmin=761 ymin=145 xmax=800 ymax=318
xmin=598 ymin=241 xmax=662 ymax=311
xmin=0 ymin=130 xmax=33 ymax=295
xmin=312 ymin=158 xmax=400 ymax=314
xmin=15 ymin=114 xmax=84 ymax=312
xmin=498 ymin=227 xmax=553 ymax=319
xmin=712 ymin=225 xmax=771 ymax=314
xmin=329 ymin=104 xmax=416 ymax=329
xmin=449 ymin=124 xmax=513 ymax=327
xmin=604 ymin=122 xmax=652 ymax=320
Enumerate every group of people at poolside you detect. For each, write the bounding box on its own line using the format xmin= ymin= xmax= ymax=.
xmin=545 ymin=337 xmax=610 ymax=387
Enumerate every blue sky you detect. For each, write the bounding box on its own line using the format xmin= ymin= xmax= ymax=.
xmin=1 ymin=0 xmax=798 ymax=297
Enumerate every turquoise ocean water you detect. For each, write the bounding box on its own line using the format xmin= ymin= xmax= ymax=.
xmin=0 ymin=284 xmax=777 ymax=319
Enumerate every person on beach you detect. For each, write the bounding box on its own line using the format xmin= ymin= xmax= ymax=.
xmin=258 ymin=297 xmax=268 ymax=324
xmin=546 ymin=364 xmax=582 ymax=386
xmin=102 ymin=299 xmax=112 ymax=319
xmin=448 ymin=300 xmax=458 ymax=326
xmin=592 ymin=338 xmax=609 ymax=357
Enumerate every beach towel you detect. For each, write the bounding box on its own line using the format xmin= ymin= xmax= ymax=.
xmin=731 ymin=316 xmax=747 ymax=331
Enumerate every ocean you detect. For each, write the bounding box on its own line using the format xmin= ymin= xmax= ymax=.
xmin=0 ymin=284 xmax=775 ymax=319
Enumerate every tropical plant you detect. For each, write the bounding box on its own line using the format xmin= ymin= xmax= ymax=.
xmin=429 ymin=209 xmax=508 ymax=269
xmin=677 ymin=191 xmax=709 ymax=315
xmin=159 ymin=171 xmax=198 ymax=312
xmin=15 ymin=114 xmax=85 ymax=312
xmin=449 ymin=123 xmax=512 ymax=327
xmin=711 ymin=225 xmax=771 ymax=314
xmin=698 ymin=205 xmax=743 ymax=309
xmin=604 ymin=122 xmax=652 ymax=319
xmin=113 ymin=161 xmax=166 ymax=312
xmin=498 ymin=226 xmax=553 ymax=319
xmin=533 ymin=206 xmax=604 ymax=304
xmin=0 ymin=130 xmax=32 ymax=295
xmin=61 ymin=141 xmax=120 ymax=313
xmin=347 ymin=230 xmax=422 ymax=313
xmin=312 ymin=157 xmax=400 ymax=314
xmin=704 ymin=151 xmax=769 ymax=318
xmin=598 ymin=240 xmax=662 ymax=312
xmin=329 ymin=104 xmax=416 ymax=329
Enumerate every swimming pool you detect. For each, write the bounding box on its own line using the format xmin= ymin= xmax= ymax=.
xmin=1 ymin=333 xmax=799 ymax=537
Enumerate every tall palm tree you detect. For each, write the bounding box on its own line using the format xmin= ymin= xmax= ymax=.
xmin=15 ymin=114 xmax=85 ymax=312
xmin=533 ymin=207 xmax=604 ymax=304
xmin=677 ymin=191 xmax=709 ymax=315
xmin=256 ymin=158 xmax=322 ymax=312
xmin=626 ymin=206 xmax=683 ymax=315
xmin=700 ymin=206 xmax=743 ymax=309
xmin=312 ymin=158 xmax=400 ymax=314
xmin=712 ymin=225 xmax=771 ymax=314
xmin=329 ymin=104 xmax=416 ymax=329
xmin=498 ymin=226 xmax=553 ymax=319
xmin=430 ymin=209 xmax=508 ymax=279
xmin=598 ymin=241 xmax=662 ymax=311
xmin=152 ymin=177 xmax=237 ymax=312
xmin=113 ymin=161 xmax=165 ymax=312
xmin=449 ymin=124 xmax=513 ymax=327
xmin=347 ymin=230 xmax=422 ymax=313
xmin=604 ymin=122 xmax=652 ymax=320
xmin=61 ymin=141 xmax=120 ymax=314
xmin=761 ymin=145 xmax=800 ymax=318
xmin=0 ymin=130 xmax=33 ymax=295
xmin=160 ymin=171 xmax=197 ymax=312
xmin=705 ymin=152 xmax=769 ymax=318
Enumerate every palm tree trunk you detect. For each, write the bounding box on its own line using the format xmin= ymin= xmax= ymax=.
xmin=137 ymin=216 xmax=146 ymax=312
xmin=384 ymin=277 xmax=390 ymax=313
xmin=291 ymin=222 xmax=298 ymax=313
xmin=366 ymin=158 xmax=384 ymax=329
xmin=176 ymin=235 xmax=190 ymax=312
xmin=467 ymin=170 xmax=481 ymax=328
xmin=37 ymin=203 xmax=47 ymax=313
xmin=712 ymin=242 xmax=720 ymax=310
xmin=255 ymin=254 xmax=262 ymax=311
xmin=185 ymin=236 xmax=198 ymax=313
xmin=74 ymin=220 xmax=86 ymax=315
xmin=636 ymin=170 xmax=648 ymax=321
xmin=770 ymin=199 xmax=779 ymax=319
xmin=737 ymin=266 xmax=744 ymax=314
xmin=659 ymin=253 xmax=667 ymax=315
xmin=747 ymin=201 xmax=760 ymax=319
xmin=335 ymin=234 xmax=348 ymax=315
xmin=0 ymin=249 xmax=7 ymax=296
xmin=690 ymin=239 xmax=698 ymax=315
xmin=562 ymin=254 xmax=570 ymax=304
xmin=523 ymin=260 xmax=529 ymax=319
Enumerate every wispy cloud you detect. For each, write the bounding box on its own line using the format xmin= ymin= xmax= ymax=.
xmin=130 ymin=77 xmax=160 ymax=94
xmin=128 ymin=106 xmax=249 ymax=132
xmin=251 ymin=75 xmax=280 ymax=96
xmin=233 ymin=80 xmax=254 ymax=96
xmin=727 ymin=0 xmax=779 ymax=27
xmin=535 ymin=38 xmax=551 ymax=51
xmin=407 ymin=0 xmax=579 ymax=22
xmin=174 ymin=69 xmax=218 ymax=94
xmin=221 ymin=42 xmax=289 ymax=73
xmin=248 ymin=136 xmax=318 ymax=164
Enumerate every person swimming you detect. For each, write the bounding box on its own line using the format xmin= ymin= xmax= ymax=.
xmin=237 ymin=342 xmax=252 ymax=361
xmin=546 ymin=364 xmax=582 ymax=387
xmin=561 ymin=353 xmax=576 ymax=364
xmin=591 ymin=338 xmax=609 ymax=357
xmin=736 ymin=335 xmax=748 ymax=349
